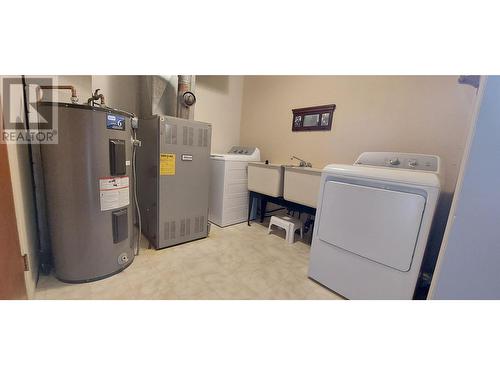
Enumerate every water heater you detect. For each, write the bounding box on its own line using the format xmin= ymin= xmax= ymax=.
xmin=39 ymin=102 xmax=135 ymax=283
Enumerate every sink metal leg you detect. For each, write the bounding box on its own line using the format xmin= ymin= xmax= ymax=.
xmin=247 ymin=191 xmax=254 ymax=226
xmin=260 ymin=197 xmax=267 ymax=223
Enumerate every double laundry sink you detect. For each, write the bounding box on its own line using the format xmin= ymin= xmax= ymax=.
xmin=247 ymin=162 xmax=323 ymax=208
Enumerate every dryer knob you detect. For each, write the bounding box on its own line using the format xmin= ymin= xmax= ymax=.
xmin=408 ymin=159 xmax=418 ymax=168
xmin=389 ymin=158 xmax=400 ymax=166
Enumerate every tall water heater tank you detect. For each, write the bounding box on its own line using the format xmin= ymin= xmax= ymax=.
xmin=38 ymin=102 xmax=135 ymax=283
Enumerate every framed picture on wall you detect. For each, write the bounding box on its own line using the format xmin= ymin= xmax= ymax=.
xmin=292 ymin=104 xmax=336 ymax=132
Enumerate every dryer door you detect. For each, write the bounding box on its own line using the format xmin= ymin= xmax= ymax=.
xmin=317 ymin=181 xmax=426 ymax=271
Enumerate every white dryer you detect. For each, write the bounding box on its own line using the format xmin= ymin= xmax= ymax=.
xmin=209 ymin=146 xmax=261 ymax=227
xmin=309 ymin=152 xmax=441 ymax=299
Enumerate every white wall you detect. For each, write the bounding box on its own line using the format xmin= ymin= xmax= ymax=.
xmin=195 ymin=76 xmax=244 ymax=153
xmin=92 ymin=75 xmax=139 ymax=114
xmin=240 ymin=76 xmax=478 ymax=193
xmin=430 ymin=76 xmax=500 ymax=299
xmin=39 ymin=75 xmax=92 ymax=103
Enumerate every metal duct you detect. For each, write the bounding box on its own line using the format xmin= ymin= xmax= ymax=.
xmin=177 ymin=75 xmax=196 ymax=119
xmin=137 ymin=75 xmax=196 ymax=120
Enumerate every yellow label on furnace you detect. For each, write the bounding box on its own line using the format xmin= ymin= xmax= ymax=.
xmin=159 ymin=153 xmax=175 ymax=176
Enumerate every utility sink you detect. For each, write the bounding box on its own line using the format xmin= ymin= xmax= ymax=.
xmin=284 ymin=166 xmax=323 ymax=208
xmin=247 ymin=162 xmax=323 ymax=208
xmin=248 ymin=162 xmax=284 ymax=197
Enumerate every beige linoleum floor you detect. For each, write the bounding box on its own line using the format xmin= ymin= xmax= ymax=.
xmin=35 ymin=220 xmax=342 ymax=300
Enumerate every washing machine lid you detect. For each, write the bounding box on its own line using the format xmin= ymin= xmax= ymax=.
xmin=317 ymin=180 xmax=426 ymax=271
xmin=323 ymin=164 xmax=440 ymax=188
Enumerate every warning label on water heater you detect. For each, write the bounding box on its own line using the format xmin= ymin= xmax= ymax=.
xmin=99 ymin=177 xmax=130 ymax=211
xmin=159 ymin=153 xmax=176 ymax=176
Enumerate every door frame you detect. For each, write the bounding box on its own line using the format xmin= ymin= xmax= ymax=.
xmin=0 ymin=140 xmax=28 ymax=299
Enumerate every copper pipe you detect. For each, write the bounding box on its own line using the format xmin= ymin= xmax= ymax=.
xmin=40 ymin=85 xmax=77 ymax=98
xmin=38 ymin=85 xmax=78 ymax=103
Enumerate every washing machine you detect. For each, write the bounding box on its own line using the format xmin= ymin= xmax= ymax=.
xmin=308 ymin=152 xmax=441 ymax=299
xmin=209 ymin=146 xmax=261 ymax=227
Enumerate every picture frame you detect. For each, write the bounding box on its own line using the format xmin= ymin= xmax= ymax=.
xmin=292 ymin=104 xmax=336 ymax=132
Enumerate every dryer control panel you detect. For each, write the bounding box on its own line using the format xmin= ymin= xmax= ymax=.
xmin=355 ymin=152 xmax=440 ymax=173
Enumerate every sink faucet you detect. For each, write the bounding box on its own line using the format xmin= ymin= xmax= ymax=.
xmin=291 ymin=155 xmax=312 ymax=168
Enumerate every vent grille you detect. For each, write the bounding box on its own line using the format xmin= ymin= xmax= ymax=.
xmin=182 ymin=126 xmax=188 ymax=145
xmin=180 ymin=218 xmax=193 ymax=237
xmin=165 ymin=125 xmax=172 ymax=144
xmin=171 ymin=124 xmax=177 ymax=144
xmin=165 ymin=217 xmax=202 ymax=241
xmin=165 ymin=124 xmax=178 ymax=145
xmin=188 ymin=127 xmax=194 ymax=146
xmin=164 ymin=222 xmax=169 ymax=240
xmin=203 ymin=129 xmax=208 ymax=147
xmin=170 ymin=221 xmax=176 ymax=239
xmin=194 ymin=216 xmax=200 ymax=233
xmin=193 ymin=215 xmax=206 ymax=233
xmin=163 ymin=220 xmax=177 ymax=240
xmin=182 ymin=126 xmax=207 ymax=147
xmin=180 ymin=219 xmax=186 ymax=237
xmin=197 ymin=128 xmax=203 ymax=147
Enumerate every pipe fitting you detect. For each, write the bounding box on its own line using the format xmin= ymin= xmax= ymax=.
xmin=87 ymin=89 xmax=106 ymax=106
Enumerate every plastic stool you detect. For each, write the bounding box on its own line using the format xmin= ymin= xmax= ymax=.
xmin=268 ymin=215 xmax=304 ymax=244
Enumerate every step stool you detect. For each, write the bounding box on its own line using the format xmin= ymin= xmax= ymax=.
xmin=268 ymin=215 xmax=304 ymax=244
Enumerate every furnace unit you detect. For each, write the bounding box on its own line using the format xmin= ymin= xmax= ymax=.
xmin=137 ymin=115 xmax=212 ymax=248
